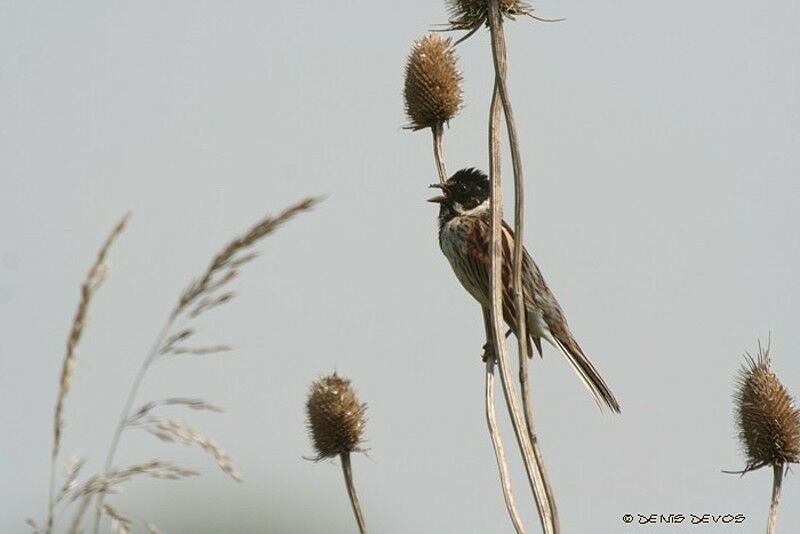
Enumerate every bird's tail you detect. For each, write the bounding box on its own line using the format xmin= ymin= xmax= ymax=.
xmin=551 ymin=335 xmax=621 ymax=413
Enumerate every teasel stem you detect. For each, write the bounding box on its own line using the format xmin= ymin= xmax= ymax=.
xmin=767 ymin=463 xmax=784 ymax=534
xmin=340 ymin=452 xmax=368 ymax=534
xmin=483 ymin=309 xmax=526 ymax=534
xmin=519 ymin=352 xmax=559 ymax=531
xmin=432 ymin=122 xmax=449 ymax=183
xmin=428 ymin=106 xmax=520 ymax=528
xmin=488 ymin=67 xmax=554 ymax=534
xmin=487 ymin=2 xmax=559 ymax=532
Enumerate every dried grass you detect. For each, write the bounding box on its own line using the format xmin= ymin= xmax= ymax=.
xmin=47 ymin=213 xmax=130 ymax=534
xmin=35 ymin=199 xmax=321 ymax=534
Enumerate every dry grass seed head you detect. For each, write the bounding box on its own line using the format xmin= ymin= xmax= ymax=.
xmin=176 ymin=198 xmax=321 ymax=314
xmin=735 ymin=342 xmax=800 ymax=471
xmin=404 ymin=34 xmax=463 ymax=131
xmin=306 ymin=374 xmax=367 ymax=459
xmin=53 ymin=213 xmax=130 ymax=455
xmin=140 ymin=417 xmax=241 ymax=481
xmin=102 ymin=504 xmax=131 ymax=534
xmin=446 ymin=0 xmax=532 ymax=30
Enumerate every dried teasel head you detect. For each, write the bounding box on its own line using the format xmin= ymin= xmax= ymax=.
xmin=306 ymin=373 xmax=367 ymax=460
xmin=734 ymin=341 xmax=800 ymax=472
xmin=446 ymin=0 xmax=533 ymax=32
xmin=403 ymin=33 xmax=463 ymax=131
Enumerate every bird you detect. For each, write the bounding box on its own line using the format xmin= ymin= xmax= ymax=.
xmin=428 ymin=167 xmax=620 ymax=413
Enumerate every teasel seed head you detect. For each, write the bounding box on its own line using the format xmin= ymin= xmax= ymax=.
xmin=306 ymin=373 xmax=367 ymax=460
xmin=445 ymin=0 xmax=533 ymax=32
xmin=734 ymin=341 xmax=800 ymax=472
xmin=403 ymin=33 xmax=463 ymax=131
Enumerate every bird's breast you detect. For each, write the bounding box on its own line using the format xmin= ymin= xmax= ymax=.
xmin=438 ymin=216 xmax=491 ymax=307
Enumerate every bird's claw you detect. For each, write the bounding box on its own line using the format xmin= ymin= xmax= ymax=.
xmin=481 ymin=341 xmax=496 ymax=363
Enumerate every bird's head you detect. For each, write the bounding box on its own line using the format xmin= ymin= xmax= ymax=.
xmin=428 ymin=168 xmax=490 ymax=220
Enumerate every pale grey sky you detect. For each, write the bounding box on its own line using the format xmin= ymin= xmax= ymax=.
xmin=2 ymin=1 xmax=799 ymax=533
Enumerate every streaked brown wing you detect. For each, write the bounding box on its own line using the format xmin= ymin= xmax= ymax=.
xmin=458 ymin=217 xmax=534 ymax=355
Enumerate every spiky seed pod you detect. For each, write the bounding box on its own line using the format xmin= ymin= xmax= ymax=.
xmin=446 ymin=0 xmax=532 ymax=31
xmin=306 ymin=374 xmax=366 ymax=460
xmin=735 ymin=345 xmax=800 ymax=472
xmin=403 ymin=34 xmax=463 ymax=131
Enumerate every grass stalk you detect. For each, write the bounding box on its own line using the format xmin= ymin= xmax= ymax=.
xmin=91 ymin=313 xmax=178 ymax=534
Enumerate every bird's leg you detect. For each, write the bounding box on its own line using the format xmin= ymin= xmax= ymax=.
xmin=481 ymin=340 xmax=494 ymax=362
xmin=481 ymin=328 xmax=513 ymax=362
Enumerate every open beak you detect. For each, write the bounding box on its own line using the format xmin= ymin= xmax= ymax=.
xmin=427 ymin=183 xmax=446 ymax=203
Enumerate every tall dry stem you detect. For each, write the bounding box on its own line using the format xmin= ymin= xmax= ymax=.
xmin=487 ymin=2 xmax=560 ymax=531
xmin=483 ymin=2 xmax=559 ymax=532
xmin=489 ymin=70 xmax=555 ymax=534
xmin=483 ymin=310 xmax=526 ymax=534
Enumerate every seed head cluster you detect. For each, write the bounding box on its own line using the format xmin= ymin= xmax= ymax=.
xmin=306 ymin=374 xmax=366 ymax=460
xmin=446 ymin=0 xmax=532 ymax=30
xmin=735 ymin=345 xmax=800 ymax=472
xmin=404 ymin=34 xmax=463 ymax=131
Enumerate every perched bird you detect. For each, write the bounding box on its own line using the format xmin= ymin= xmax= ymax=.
xmin=429 ymin=168 xmax=620 ymax=413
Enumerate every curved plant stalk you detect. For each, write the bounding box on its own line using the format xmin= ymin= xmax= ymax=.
xmin=519 ymin=354 xmax=560 ymax=530
xmin=430 ymin=114 xmax=522 ymax=531
xmin=91 ymin=199 xmax=319 ymax=534
xmin=432 ymin=122 xmax=449 ymax=183
xmin=341 ymin=452 xmax=368 ymax=534
xmin=91 ymin=313 xmax=178 ymax=533
xmin=483 ymin=309 xmax=526 ymax=534
xmin=767 ymin=464 xmax=784 ymax=534
xmin=489 ymin=73 xmax=555 ymax=534
xmin=485 ymin=13 xmax=559 ymax=521
xmin=487 ymin=2 xmax=558 ymax=532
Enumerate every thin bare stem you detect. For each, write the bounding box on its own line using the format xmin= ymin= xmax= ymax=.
xmin=519 ymin=355 xmax=560 ymax=530
xmin=67 ymin=493 xmax=92 ymax=534
xmin=340 ymin=452 xmax=368 ymax=534
xmin=767 ymin=464 xmax=784 ymax=534
xmin=483 ymin=310 xmax=526 ymax=534
xmin=487 ymin=11 xmax=560 ymax=525
xmin=92 ymin=314 xmax=177 ymax=534
xmin=489 ymin=0 xmax=529 ymax=384
xmin=430 ymin=100 xmax=520 ymax=531
xmin=432 ymin=123 xmax=449 ymax=183
xmin=487 ymin=2 xmax=557 ymax=532
xmin=489 ymin=64 xmax=553 ymax=534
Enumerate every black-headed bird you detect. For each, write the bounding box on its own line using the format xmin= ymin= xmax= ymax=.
xmin=429 ymin=168 xmax=620 ymax=413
